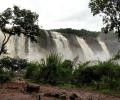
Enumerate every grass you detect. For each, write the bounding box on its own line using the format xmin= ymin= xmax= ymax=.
xmin=58 ymin=83 xmax=120 ymax=97
xmin=0 ymin=53 xmax=120 ymax=98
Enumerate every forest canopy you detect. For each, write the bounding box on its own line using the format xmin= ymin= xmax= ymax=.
xmin=49 ymin=28 xmax=100 ymax=38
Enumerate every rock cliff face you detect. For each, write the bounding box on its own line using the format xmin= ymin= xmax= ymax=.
xmin=0 ymin=30 xmax=119 ymax=62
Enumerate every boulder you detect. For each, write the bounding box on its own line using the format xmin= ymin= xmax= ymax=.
xmin=69 ymin=93 xmax=78 ymax=100
xmin=25 ymin=83 xmax=40 ymax=93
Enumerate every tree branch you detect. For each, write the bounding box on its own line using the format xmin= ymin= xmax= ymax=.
xmin=3 ymin=34 xmax=11 ymax=46
xmin=0 ymin=34 xmax=12 ymax=55
xmin=2 ymin=32 xmax=6 ymax=45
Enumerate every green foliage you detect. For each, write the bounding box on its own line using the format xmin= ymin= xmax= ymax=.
xmin=0 ymin=5 xmax=41 ymax=55
xmin=50 ymin=28 xmax=100 ymax=38
xmin=73 ymin=60 xmax=120 ymax=89
xmin=89 ymin=0 xmax=120 ymax=38
xmin=0 ymin=68 xmax=11 ymax=84
xmin=73 ymin=62 xmax=100 ymax=85
xmin=25 ymin=62 xmax=42 ymax=81
xmin=25 ymin=53 xmax=120 ymax=91
xmin=60 ymin=60 xmax=73 ymax=82
xmin=0 ymin=56 xmax=27 ymax=71
xmin=25 ymin=54 xmax=73 ymax=85
xmin=96 ymin=61 xmax=120 ymax=79
xmin=40 ymin=54 xmax=62 ymax=85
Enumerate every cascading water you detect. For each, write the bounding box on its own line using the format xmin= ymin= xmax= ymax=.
xmin=76 ymin=36 xmax=94 ymax=61
xmin=26 ymin=36 xmax=46 ymax=61
xmin=98 ymin=39 xmax=110 ymax=60
xmin=14 ymin=35 xmax=27 ymax=58
xmin=51 ymin=32 xmax=73 ymax=59
xmin=0 ymin=30 xmax=117 ymax=62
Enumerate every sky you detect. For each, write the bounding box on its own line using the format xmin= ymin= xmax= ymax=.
xmin=0 ymin=0 xmax=103 ymax=31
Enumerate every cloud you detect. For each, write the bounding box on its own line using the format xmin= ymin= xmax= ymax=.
xmin=58 ymin=9 xmax=90 ymax=22
xmin=0 ymin=0 xmax=103 ymax=31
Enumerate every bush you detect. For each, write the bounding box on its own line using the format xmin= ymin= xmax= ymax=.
xmin=25 ymin=53 xmax=120 ymax=90
xmin=60 ymin=60 xmax=73 ymax=83
xmin=96 ymin=61 xmax=120 ymax=79
xmin=0 ymin=56 xmax=27 ymax=72
xmin=25 ymin=62 xmax=42 ymax=81
xmin=25 ymin=54 xmax=74 ymax=85
xmin=73 ymin=60 xmax=120 ymax=89
xmin=73 ymin=63 xmax=100 ymax=85
xmin=40 ymin=54 xmax=74 ymax=85
xmin=0 ymin=69 xmax=11 ymax=84
xmin=96 ymin=61 xmax=120 ymax=89
xmin=40 ymin=54 xmax=63 ymax=85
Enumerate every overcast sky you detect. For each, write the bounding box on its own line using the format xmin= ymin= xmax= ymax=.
xmin=0 ymin=0 xmax=103 ymax=31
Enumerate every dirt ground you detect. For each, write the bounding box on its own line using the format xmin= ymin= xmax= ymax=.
xmin=0 ymin=82 xmax=120 ymax=100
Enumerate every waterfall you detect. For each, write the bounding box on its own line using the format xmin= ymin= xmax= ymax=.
xmin=24 ymin=36 xmax=29 ymax=55
xmin=51 ymin=32 xmax=73 ymax=59
xmin=0 ymin=30 xmax=117 ymax=61
xmin=76 ymin=36 xmax=94 ymax=61
xmin=26 ymin=38 xmax=46 ymax=61
xmin=13 ymin=35 xmax=27 ymax=58
xmin=98 ymin=39 xmax=110 ymax=60
xmin=0 ymin=32 xmax=15 ymax=57
xmin=14 ymin=35 xmax=19 ymax=57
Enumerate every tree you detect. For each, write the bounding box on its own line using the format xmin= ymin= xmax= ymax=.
xmin=89 ymin=0 xmax=120 ymax=40
xmin=0 ymin=56 xmax=27 ymax=72
xmin=0 ymin=6 xmax=41 ymax=55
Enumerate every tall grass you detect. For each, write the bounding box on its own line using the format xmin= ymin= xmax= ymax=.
xmin=73 ymin=58 xmax=120 ymax=90
xmin=25 ymin=54 xmax=73 ymax=85
xmin=21 ymin=53 xmax=120 ymax=92
xmin=0 ymin=68 xmax=11 ymax=84
xmin=0 ymin=53 xmax=120 ymax=92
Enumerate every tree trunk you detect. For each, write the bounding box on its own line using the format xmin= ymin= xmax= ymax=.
xmin=0 ymin=34 xmax=11 ymax=55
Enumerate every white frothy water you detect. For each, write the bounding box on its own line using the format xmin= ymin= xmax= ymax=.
xmin=26 ymin=36 xmax=47 ymax=61
xmin=98 ymin=39 xmax=110 ymax=60
xmin=14 ymin=35 xmax=27 ymax=58
xmin=51 ymin=32 xmax=73 ymax=59
xmin=0 ymin=30 xmax=113 ymax=62
xmin=76 ymin=36 xmax=94 ymax=61
xmin=0 ymin=32 xmax=15 ymax=57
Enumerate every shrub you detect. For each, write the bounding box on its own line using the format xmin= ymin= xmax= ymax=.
xmin=25 ymin=54 xmax=74 ymax=85
xmin=0 ymin=69 xmax=11 ymax=84
xmin=0 ymin=56 xmax=27 ymax=72
xmin=25 ymin=53 xmax=120 ymax=90
xmin=73 ymin=59 xmax=120 ymax=90
xmin=40 ymin=54 xmax=62 ymax=85
xmin=60 ymin=60 xmax=73 ymax=83
xmin=25 ymin=62 xmax=42 ymax=81
xmin=96 ymin=61 xmax=120 ymax=89
xmin=40 ymin=54 xmax=74 ymax=85
xmin=73 ymin=65 xmax=100 ymax=85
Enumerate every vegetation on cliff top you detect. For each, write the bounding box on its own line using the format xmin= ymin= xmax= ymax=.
xmin=49 ymin=28 xmax=100 ymax=38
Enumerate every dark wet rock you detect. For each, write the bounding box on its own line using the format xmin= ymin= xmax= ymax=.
xmin=44 ymin=92 xmax=67 ymax=99
xmin=25 ymin=83 xmax=40 ymax=93
xmin=69 ymin=93 xmax=79 ymax=100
